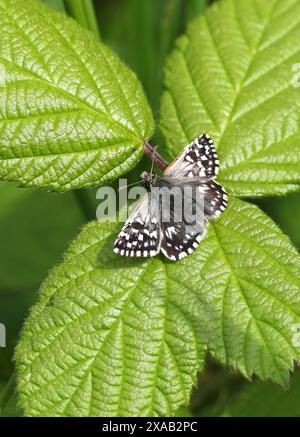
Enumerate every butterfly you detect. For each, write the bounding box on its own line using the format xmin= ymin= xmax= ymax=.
xmin=113 ymin=134 xmax=227 ymax=261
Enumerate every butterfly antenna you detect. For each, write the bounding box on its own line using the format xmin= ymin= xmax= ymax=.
xmin=117 ymin=180 xmax=143 ymax=192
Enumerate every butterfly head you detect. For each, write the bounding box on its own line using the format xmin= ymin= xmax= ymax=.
xmin=140 ymin=171 xmax=157 ymax=189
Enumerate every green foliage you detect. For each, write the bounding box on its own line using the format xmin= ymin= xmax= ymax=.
xmin=0 ymin=0 xmax=153 ymax=191
xmin=161 ymin=0 xmax=300 ymax=196
xmin=0 ymin=183 xmax=84 ymax=291
xmin=258 ymin=192 xmax=300 ymax=250
xmin=0 ymin=182 xmax=85 ymax=370
xmin=42 ymin=0 xmax=65 ymax=12
xmin=185 ymin=0 xmax=208 ymax=22
xmin=0 ymin=0 xmax=299 ymax=419
xmin=15 ymin=218 xmax=204 ymax=416
xmin=220 ymin=370 xmax=300 ymax=417
xmin=0 ymin=377 xmax=19 ymax=417
xmin=95 ymin=0 xmax=185 ymax=116
xmin=63 ymin=0 xmax=100 ymax=39
xmin=16 ymin=198 xmax=300 ymax=416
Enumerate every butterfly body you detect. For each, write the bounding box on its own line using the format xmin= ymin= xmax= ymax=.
xmin=113 ymin=134 xmax=227 ymax=261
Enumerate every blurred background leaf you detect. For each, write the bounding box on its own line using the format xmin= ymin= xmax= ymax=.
xmin=219 ymin=368 xmax=300 ymax=417
xmin=0 ymin=375 xmax=19 ymax=417
xmin=64 ymin=0 xmax=100 ymax=39
xmin=43 ymin=0 xmax=65 ymax=12
xmin=0 ymin=183 xmax=85 ymax=379
xmin=257 ymin=193 xmax=300 ymax=250
xmin=95 ymin=0 xmax=183 ymax=115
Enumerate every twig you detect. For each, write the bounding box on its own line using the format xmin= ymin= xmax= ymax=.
xmin=143 ymin=140 xmax=168 ymax=171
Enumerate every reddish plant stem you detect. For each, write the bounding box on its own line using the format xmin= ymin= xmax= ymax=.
xmin=143 ymin=140 xmax=168 ymax=171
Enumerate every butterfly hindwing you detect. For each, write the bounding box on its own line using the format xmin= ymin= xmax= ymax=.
xmin=159 ymin=183 xmax=207 ymax=261
xmin=164 ymin=134 xmax=219 ymax=179
xmin=113 ymin=194 xmax=160 ymax=257
xmin=160 ymin=220 xmax=206 ymax=261
xmin=200 ymin=180 xmax=228 ymax=219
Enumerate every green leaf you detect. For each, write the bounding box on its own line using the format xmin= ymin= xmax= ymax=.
xmin=63 ymin=0 xmax=101 ymax=40
xmin=160 ymin=0 xmax=300 ymax=196
xmin=0 ymin=183 xmax=84 ymax=290
xmin=42 ymin=0 xmax=65 ymax=12
xmin=0 ymin=0 xmax=153 ymax=191
xmin=16 ymin=218 xmax=204 ymax=416
xmin=0 ymin=376 xmax=19 ymax=417
xmin=185 ymin=0 xmax=208 ymax=22
xmin=0 ymin=182 xmax=84 ymax=367
xmin=16 ymin=198 xmax=300 ymax=416
xmin=95 ymin=0 xmax=185 ymax=116
xmin=258 ymin=192 xmax=300 ymax=250
xmin=220 ymin=370 xmax=300 ymax=417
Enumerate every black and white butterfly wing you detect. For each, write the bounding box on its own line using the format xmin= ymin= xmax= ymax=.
xmin=114 ymin=133 xmax=227 ymax=261
xmin=159 ymin=181 xmax=227 ymax=261
xmin=205 ymin=180 xmax=228 ymax=218
xmin=200 ymin=180 xmax=228 ymax=219
xmin=164 ymin=134 xmax=219 ymax=179
xmin=159 ymin=134 xmax=227 ymax=260
xmin=165 ymin=134 xmax=227 ymax=219
xmin=113 ymin=194 xmax=160 ymax=257
xmin=159 ymin=183 xmax=207 ymax=261
xmin=160 ymin=220 xmax=207 ymax=261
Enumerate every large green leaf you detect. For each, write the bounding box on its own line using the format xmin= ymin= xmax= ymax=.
xmin=160 ymin=0 xmax=300 ymax=196
xmin=16 ymin=218 xmax=204 ymax=416
xmin=0 ymin=0 xmax=153 ymax=191
xmin=16 ymin=198 xmax=300 ymax=416
xmin=220 ymin=370 xmax=300 ymax=417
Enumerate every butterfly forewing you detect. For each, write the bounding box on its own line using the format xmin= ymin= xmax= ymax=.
xmin=113 ymin=194 xmax=160 ymax=257
xmin=164 ymin=134 xmax=219 ymax=179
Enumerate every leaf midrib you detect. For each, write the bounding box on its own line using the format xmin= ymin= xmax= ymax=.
xmin=0 ymin=56 xmax=141 ymax=144
xmin=0 ymin=140 xmax=136 ymax=161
